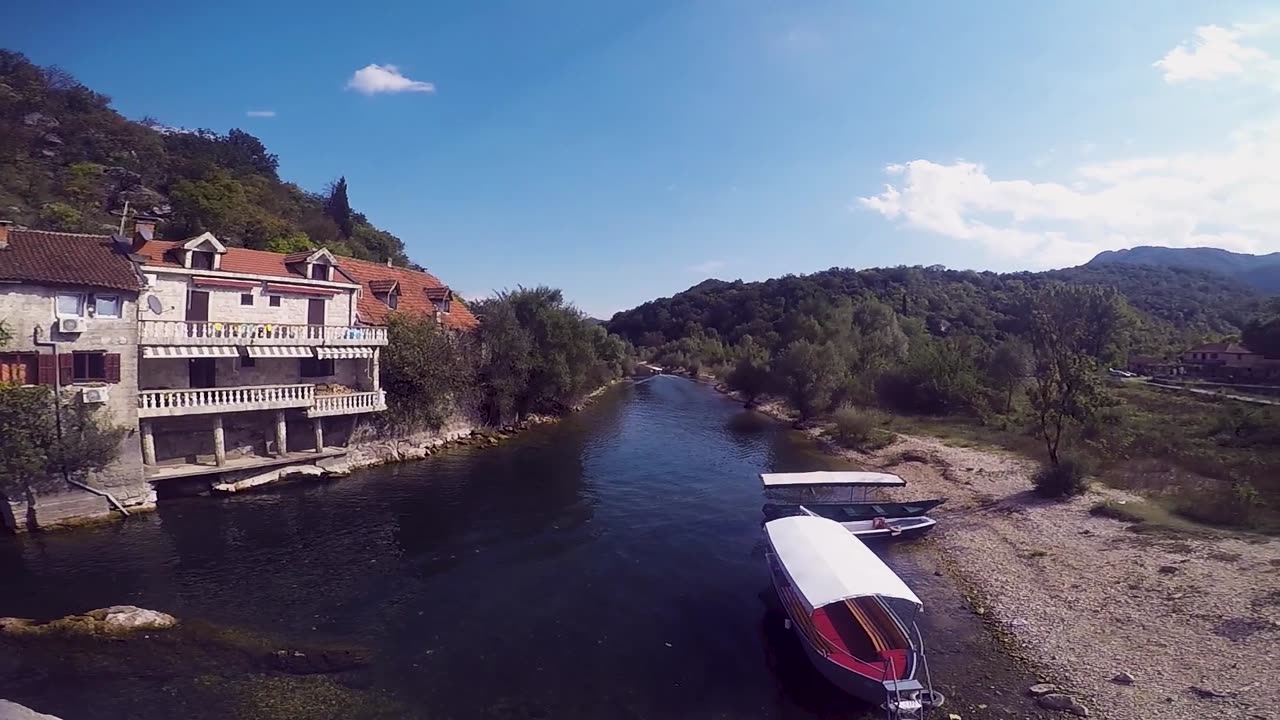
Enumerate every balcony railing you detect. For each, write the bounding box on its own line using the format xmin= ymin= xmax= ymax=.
xmin=137 ymin=385 xmax=388 ymax=419
xmin=307 ymin=390 xmax=388 ymax=418
xmin=139 ymin=321 xmax=388 ymax=347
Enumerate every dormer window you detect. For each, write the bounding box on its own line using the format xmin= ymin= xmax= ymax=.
xmin=191 ymin=251 xmax=215 ymax=270
xmin=433 ymin=298 xmax=451 ymax=314
xmin=310 ymin=264 xmax=329 ymax=281
xmin=283 ymin=247 xmax=339 ymax=283
xmin=387 ymin=291 xmax=399 ymax=309
xmin=425 ymin=286 xmax=453 ymax=314
xmin=176 ymin=232 xmax=227 ymax=270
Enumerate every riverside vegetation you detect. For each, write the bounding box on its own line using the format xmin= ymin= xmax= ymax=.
xmin=609 ymin=269 xmax=1280 ymax=532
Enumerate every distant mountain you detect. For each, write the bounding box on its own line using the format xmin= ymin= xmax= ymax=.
xmin=1087 ymin=246 xmax=1280 ymax=294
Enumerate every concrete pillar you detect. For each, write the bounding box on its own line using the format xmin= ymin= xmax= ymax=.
xmin=140 ymin=420 xmax=156 ymax=466
xmin=371 ymin=348 xmax=381 ymax=392
xmin=313 ymin=417 xmax=324 ymax=453
xmin=274 ymin=410 xmax=287 ymax=457
xmin=212 ymin=415 xmax=226 ymax=467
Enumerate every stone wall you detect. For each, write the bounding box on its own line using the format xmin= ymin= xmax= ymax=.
xmin=0 ymin=285 xmax=151 ymax=532
xmin=144 ymin=273 xmax=357 ymax=326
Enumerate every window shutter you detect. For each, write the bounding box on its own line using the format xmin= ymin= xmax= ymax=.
xmin=105 ymin=353 xmax=122 ymax=383
xmin=59 ymin=353 xmax=74 ymax=385
xmin=38 ymin=354 xmax=57 ymax=386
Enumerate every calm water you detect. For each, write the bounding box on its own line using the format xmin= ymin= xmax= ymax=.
xmin=0 ymin=377 xmax=1040 ymax=720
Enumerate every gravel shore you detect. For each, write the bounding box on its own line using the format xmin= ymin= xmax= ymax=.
xmin=849 ymin=434 xmax=1280 ymax=720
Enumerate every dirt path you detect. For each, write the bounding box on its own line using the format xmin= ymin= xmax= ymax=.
xmin=851 ymin=435 xmax=1280 ymax=720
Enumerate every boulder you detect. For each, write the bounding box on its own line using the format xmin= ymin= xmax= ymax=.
xmin=1028 ymin=683 xmax=1058 ymax=696
xmin=0 ymin=699 xmax=62 ymax=720
xmin=1037 ymin=693 xmax=1089 ymax=717
xmin=0 ymin=606 xmax=176 ymax=637
xmin=1111 ymin=671 xmax=1135 ymax=685
xmin=85 ymin=606 xmax=177 ymax=631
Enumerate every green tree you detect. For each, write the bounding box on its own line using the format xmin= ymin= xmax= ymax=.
xmin=987 ymin=339 xmax=1030 ymax=413
xmin=38 ymin=201 xmax=82 ymax=231
xmin=324 ymin=176 xmax=355 ymax=239
xmin=264 ymin=232 xmax=316 ymax=254
xmin=1024 ymin=284 xmax=1118 ymax=466
xmin=725 ymin=336 xmax=772 ymax=406
xmin=381 ymin=314 xmax=473 ymax=429
xmin=773 ymin=340 xmax=847 ymax=420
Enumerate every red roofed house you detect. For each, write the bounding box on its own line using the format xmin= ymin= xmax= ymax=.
xmin=337 ymin=256 xmax=479 ymax=332
xmin=1180 ymin=342 xmax=1280 ymax=381
xmin=128 ymin=217 xmax=388 ymax=480
xmin=0 ymin=220 xmax=153 ymax=531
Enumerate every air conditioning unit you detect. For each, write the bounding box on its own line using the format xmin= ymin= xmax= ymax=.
xmin=81 ymin=387 xmax=109 ymax=404
xmin=58 ymin=316 xmax=87 ymax=334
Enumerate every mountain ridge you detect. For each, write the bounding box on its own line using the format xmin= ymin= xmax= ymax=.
xmin=1087 ymin=246 xmax=1280 ymax=293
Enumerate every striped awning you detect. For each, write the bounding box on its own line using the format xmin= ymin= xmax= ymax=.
xmin=315 ymin=347 xmax=377 ymax=360
xmin=142 ymin=346 xmax=238 ymax=359
xmin=245 ymin=346 xmax=314 ymax=358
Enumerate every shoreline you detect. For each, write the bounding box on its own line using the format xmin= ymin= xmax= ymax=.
xmin=717 ymin=382 xmax=1280 ymax=720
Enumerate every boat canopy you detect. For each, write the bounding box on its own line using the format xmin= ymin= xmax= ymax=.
xmin=760 ymin=471 xmax=905 ymax=488
xmin=765 ymin=515 xmax=923 ymax=613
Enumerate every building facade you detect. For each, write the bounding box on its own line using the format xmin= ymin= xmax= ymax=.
xmin=1180 ymin=342 xmax=1280 ymax=382
xmin=0 ymin=222 xmax=152 ymax=530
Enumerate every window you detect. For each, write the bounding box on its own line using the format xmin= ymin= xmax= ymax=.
xmin=310 ymin=263 xmax=329 ymax=281
xmin=56 ymin=293 xmax=85 ymax=317
xmin=190 ymin=251 xmax=214 ymax=270
xmin=240 ymin=355 xmax=256 ymax=369
xmin=269 ymin=295 xmax=282 ymax=307
xmin=387 ymin=292 xmax=399 ymax=309
xmin=0 ymin=353 xmax=39 ymax=385
xmin=300 ymin=357 xmax=335 ymax=378
xmin=240 ymin=293 xmax=254 ymax=306
xmin=93 ymin=294 xmax=121 ymax=318
xmin=73 ymin=352 xmax=107 ymax=381
xmin=433 ymin=299 xmax=451 ymax=314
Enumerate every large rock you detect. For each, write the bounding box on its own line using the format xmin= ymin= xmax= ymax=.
xmin=1037 ymin=693 xmax=1089 ymax=717
xmin=0 ymin=700 xmax=62 ymax=720
xmin=0 ymin=606 xmax=176 ymax=637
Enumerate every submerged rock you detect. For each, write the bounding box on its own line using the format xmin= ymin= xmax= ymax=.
xmin=1037 ymin=693 xmax=1089 ymax=716
xmin=0 ymin=699 xmax=62 ymax=719
xmin=0 ymin=606 xmax=176 ymax=637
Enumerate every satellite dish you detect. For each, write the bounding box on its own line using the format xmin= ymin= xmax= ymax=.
xmin=147 ymin=295 xmax=164 ymax=315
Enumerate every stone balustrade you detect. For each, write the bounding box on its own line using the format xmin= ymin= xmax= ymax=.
xmin=307 ymin=390 xmax=388 ymax=418
xmin=138 ymin=385 xmax=387 ymax=418
xmin=139 ymin=321 xmax=387 ymax=346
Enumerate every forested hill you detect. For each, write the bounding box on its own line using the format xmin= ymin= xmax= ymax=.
xmin=608 ymin=264 xmax=1270 ymax=361
xmin=1088 ymin=246 xmax=1280 ymax=294
xmin=0 ymin=50 xmax=409 ymax=264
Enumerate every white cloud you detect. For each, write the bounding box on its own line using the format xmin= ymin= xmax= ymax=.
xmin=245 ymin=110 xmax=276 ymax=118
xmin=1154 ymin=21 xmax=1280 ymax=85
xmin=346 ymin=64 xmax=435 ymax=95
xmin=858 ymin=119 xmax=1280 ymax=267
xmin=688 ymin=260 xmax=727 ymax=274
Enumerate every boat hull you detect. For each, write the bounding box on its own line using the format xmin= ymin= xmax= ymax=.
xmin=762 ymin=499 xmax=946 ymax=522
xmin=843 ymin=517 xmax=936 ymax=542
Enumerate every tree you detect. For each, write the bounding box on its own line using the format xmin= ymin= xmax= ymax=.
xmin=1243 ymin=314 xmax=1280 ymax=357
xmin=324 ymin=176 xmax=355 ymax=239
xmin=381 ymin=314 xmax=473 ymax=429
xmin=773 ymin=340 xmax=847 ymax=420
xmin=987 ymin=339 xmax=1030 ymax=414
xmin=725 ymin=336 xmax=772 ymax=406
xmin=264 ymin=233 xmax=316 ymax=255
xmin=1024 ymin=284 xmax=1118 ymax=466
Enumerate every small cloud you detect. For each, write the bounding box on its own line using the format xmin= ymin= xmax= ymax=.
xmin=1154 ymin=21 xmax=1279 ymax=85
xmin=346 ymin=64 xmax=436 ymax=95
xmin=688 ymin=260 xmax=727 ymax=274
xmin=245 ymin=110 xmax=276 ymax=118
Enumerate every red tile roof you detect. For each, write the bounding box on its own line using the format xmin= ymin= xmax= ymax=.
xmin=1185 ymin=342 xmax=1255 ymax=355
xmin=0 ymin=230 xmax=143 ymax=292
xmin=368 ymin=279 xmax=398 ymax=294
xmin=337 ymin=257 xmax=479 ymax=331
xmin=135 ymin=240 xmax=357 ymax=284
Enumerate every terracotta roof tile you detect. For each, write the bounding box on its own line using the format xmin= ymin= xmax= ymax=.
xmin=368 ymin=279 xmax=398 ymax=294
xmin=0 ymin=230 xmax=143 ymax=292
xmin=1186 ymin=342 xmax=1254 ymax=354
xmin=337 ymin=257 xmax=479 ymax=331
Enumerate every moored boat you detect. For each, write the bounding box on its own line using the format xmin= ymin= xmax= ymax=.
xmin=796 ymin=506 xmax=936 ymax=540
xmin=761 ymin=471 xmax=906 ymax=504
xmin=762 ymin=499 xmax=946 ymax=522
xmin=765 ymin=515 xmax=941 ymax=718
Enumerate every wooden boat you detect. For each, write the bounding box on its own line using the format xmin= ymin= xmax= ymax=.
xmin=761 ymin=471 xmax=906 ymax=504
xmin=797 ymin=506 xmax=935 ymax=540
xmin=762 ymin=499 xmax=946 ymax=522
xmin=765 ymin=515 xmax=942 ymax=718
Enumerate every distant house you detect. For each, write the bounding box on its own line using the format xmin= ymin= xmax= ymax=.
xmin=0 ymin=220 xmax=152 ymax=530
xmin=1126 ymin=355 xmax=1179 ymax=377
xmin=337 ymin=257 xmax=479 ymax=332
xmin=1179 ymin=341 xmax=1280 ymax=381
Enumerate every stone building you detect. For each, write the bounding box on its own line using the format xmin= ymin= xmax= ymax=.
xmin=128 ymin=218 xmax=389 ymax=481
xmin=0 ymin=221 xmax=153 ymax=530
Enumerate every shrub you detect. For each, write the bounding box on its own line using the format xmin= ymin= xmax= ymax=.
xmin=1174 ymin=481 xmax=1260 ymax=528
xmin=1033 ymin=456 xmax=1091 ymax=498
xmin=828 ymin=407 xmax=895 ymax=451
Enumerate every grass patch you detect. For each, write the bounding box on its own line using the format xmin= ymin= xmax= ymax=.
xmin=1089 ymin=498 xmax=1215 ymax=535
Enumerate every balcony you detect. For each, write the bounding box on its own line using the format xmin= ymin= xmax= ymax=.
xmin=137 ymin=384 xmax=387 ymax=419
xmin=307 ymin=390 xmax=388 ymax=418
xmin=139 ymin=321 xmax=387 ymax=347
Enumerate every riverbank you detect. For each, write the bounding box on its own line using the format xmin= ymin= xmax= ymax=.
xmin=729 ymin=386 xmax=1280 ymax=720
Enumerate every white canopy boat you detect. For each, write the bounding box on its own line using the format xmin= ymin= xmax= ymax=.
xmin=765 ymin=515 xmax=942 ymax=718
xmin=761 ymin=471 xmax=906 ymax=504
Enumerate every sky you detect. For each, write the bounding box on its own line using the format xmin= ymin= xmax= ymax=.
xmin=5 ymin=1 xmax=1280 ymax=318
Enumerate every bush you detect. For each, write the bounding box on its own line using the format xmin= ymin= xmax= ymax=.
xmin=1174 ymin=481 xmax=1260 ymax=528
xmin=1033 ymin=456 xmax=1091 ymax=498
xmin=828 ymin=407 xmax=895 ymax=451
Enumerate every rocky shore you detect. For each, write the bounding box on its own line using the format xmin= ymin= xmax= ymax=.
xmin=728 ymin=386 xmax=1280 ymax=720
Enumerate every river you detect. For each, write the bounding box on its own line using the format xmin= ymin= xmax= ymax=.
xmin=0 ymin=377 xmax=1047 ymax=719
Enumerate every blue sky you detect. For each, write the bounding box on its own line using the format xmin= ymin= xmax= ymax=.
xmin=6 ymin=1 xmax=1279 ymax=318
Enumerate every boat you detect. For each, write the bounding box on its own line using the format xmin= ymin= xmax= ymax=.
xmin=762 ymin=499 xmax=946 ymax=522
xmin=765 ymin=515 xmax=942 ymax=718
xmin=761 ymin=471 xmax=906 ymax=504
xmin=795 ymin=506 xmax=935 ymax=540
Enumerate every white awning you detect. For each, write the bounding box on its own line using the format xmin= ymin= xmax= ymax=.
xmin=142 ymin=346 xmax=238 ymax=359
xmin=245 ymin=346 xmax=314 ymax=358
xmin=765 ymin=515 xmax=922 ymax=613
xmin=761 ymin=471 xmax=905 ymax=488
xmin=315 ymin=347 xmax=376 ymax=360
